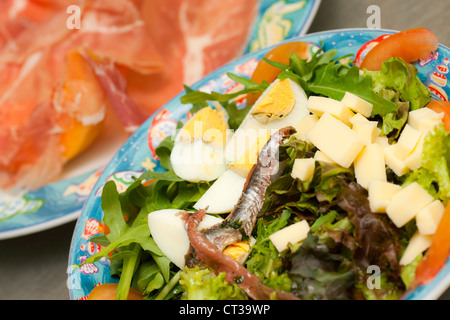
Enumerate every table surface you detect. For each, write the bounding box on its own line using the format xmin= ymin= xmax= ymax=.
xmin=1 ymin=0 xmax=450 ymax=300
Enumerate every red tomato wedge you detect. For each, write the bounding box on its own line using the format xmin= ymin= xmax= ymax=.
xmin=359 ymin=28 xmax=439 ymax=71
xmin=427 ymin=100 xmax=450 ymax=131
xmin=413 ymin=203 xmax=450 ymax=287
xmin=246 ymin=41 xmax=315 ymax=106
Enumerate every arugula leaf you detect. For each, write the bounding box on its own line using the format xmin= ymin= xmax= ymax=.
xmin=245 ymin=209 xmax=293 ymax=292
xmin=101 ymin=180 xmax=129 ymax=241
xmin=153 ymin=135 xmax=175 ymax=171
xmin=305 ymin=64 xmax=397 ymax=116
xmin=180 ymin=73 xmax=268 ymax=104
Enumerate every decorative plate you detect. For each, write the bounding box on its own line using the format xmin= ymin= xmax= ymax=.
xmin=0 ymin=0 xmax=320 ymax=240
xmin=68 ymin=28 xmax=450 ymax=300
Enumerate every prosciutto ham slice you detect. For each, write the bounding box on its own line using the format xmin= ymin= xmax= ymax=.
xmin=0 ymin=0 xmax=259 ymax=191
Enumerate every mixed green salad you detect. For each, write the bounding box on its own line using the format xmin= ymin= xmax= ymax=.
xmin=78 ymin=34 xmax=450 ymax=300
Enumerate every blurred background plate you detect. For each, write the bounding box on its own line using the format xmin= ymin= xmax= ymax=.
xmin=68 ymin=28 xmax=450 ymax=300
xmin=0 ymin=0 xmax=320 ymax=240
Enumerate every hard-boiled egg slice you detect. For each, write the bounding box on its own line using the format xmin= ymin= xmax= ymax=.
xmin=222 ymin=237 xmax=256 ymax=264
xmin=195 ymin=78 xmax=309 ymax=214
xmin=148 ymin=209 xmax=223 ymax=269
xmin=193 ymin=130 xmax=271 ymax=214
xmin=225 ymin=78 xmax=309 ymax=163
xmin=193 ymin=168 xmax=246 ymax=214
xmin=148 ymin=209 xmax=255 ymax=268
xmin=170 ymin=106 xmax=231 ymax=182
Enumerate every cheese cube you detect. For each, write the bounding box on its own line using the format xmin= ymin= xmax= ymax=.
xmin=341 ymin=92 xmax=373 ymax=117
xmin=349 ymin=112 xmax=369 ymax=126
xmin=395 ymin=124 xmax=422 ymax=160
xmin=416 ymin=200 xmax=445 ymax=235
xmin=306 ymin=96 xmax=354 ymax=125
xmin=291 ymin=158 xmax=315 ymax=181
xmin=314 ymin=150 xmax=335 ymax=163
xmin=408 ymin=108 xmax=444 ymax=132
xmin=305 ymin=96 xmax=330 ymax=116
xmin=399 ymin=231 xmax=433 ymax=266
xmin=374 ymin=135 xmax=389 ymax=148
xmin=269 ymin=220 xmax=310 ymax=252
xmin=404 ymin=135 xmax=425 ymax=170
xmin=352 ymin=121 xmax=379 ymax=145
xmin=381 ymin=144 xmax=410 ymax=177
xmin=368 ymin=181 xmax=402 ymax=213
xmin=306 ymin=112 xmax=365 ymax=168
xmin=386 ymin=182 xmax=434 ymax=228
xmin=294 ymin=114 xmax=318 ymax=142
xmin=374 ymin=134 xmax=412 ymax=175
xmin=354 ymin=144 xmax=386 ymax=189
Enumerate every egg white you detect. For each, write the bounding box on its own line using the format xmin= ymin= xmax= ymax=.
xmin=148 ymin=209 xmax=223 ymax=269
xmin=170 ymin=138 xmax=227 ymax=182
xmin=225 ymin=78 xmax=309 ymax=163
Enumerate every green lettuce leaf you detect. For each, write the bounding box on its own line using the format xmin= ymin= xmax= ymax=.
xmin=365 ymin=57 xmax=431 ymax=111
xmin=179 ymin=267 xmax=247 ymax=300
xmin=287 ymin=233 xmax=356 ymax=300
xmin=421 ymin=124 xmax=450 ymax=204
xmin=364 ymin=57 xmax=432 ymax=138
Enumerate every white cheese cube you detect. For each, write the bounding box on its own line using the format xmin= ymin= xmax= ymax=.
xmin=341 ymin=92 xmax=373 ymax=117
xmin=395 ymin=124 xmax=422 ymax=160
xmin=352 ymin=121 xmax=379 ymax=145
xmin=354 ymin=144 xmax=387 ymax=189
xmin=314 ymin=150 xmax=335 ymax=163
xmin=374 ymin=135 xmax=389 ymax=148
xmin=269 ymin=220 xmax=310 ymax=253
xmin=408 ymin=108 xmax=444 ymax=132
xmin=416 ymin=200 xmax=445 ymax=235
xmin=368 ymin=181 xmax=402 ymax=213
xmin=374 ymin=135 xmax=407 ymax=175
xmin=381 ymin=144 xmax=410 ymax=177
xmin=306 ymin=112 xmax=365 ymax=168
xmin=399 ymin=231 xmax=432 ymax=266
xmin=404 ymin=135 xmax=426 ymax=170
xmin=386 ymin=182 xmax=434 ymax=228
xmin=291 ymin=158 xmax=315 ymax=181
xmin=306 ymin=96 xmax=354 ymax=125
xmin=294 ymin=114 xmax=318 ymax=142
xmin=306 ymin=96 xmax=331 ymax=116
xmin=349 ymin=112 xmax=369 ymax=126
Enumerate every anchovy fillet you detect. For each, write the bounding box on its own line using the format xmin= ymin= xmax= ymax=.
xmin=186 ymin=126 xmax=295 ymax=265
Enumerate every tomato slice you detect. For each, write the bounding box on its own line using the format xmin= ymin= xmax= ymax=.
xmin=427 ymin=100 xmax=450 ymax=131
xmin=359 ymin=28 xmax=439 ymax=71
xmin=413 ymin=203 xmax=450 ymax=287
xmin=247 ymin=41 xmax=317 ymax=106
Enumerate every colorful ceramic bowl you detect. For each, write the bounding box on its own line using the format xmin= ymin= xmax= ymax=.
xmin=0 ymin=0 xmax=320 ymax=240
xmin=68 ymin=28 xmax=450 ymax=300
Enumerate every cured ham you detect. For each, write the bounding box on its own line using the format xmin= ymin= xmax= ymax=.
xmin=0 ymin=0 xmax=259 ymax=191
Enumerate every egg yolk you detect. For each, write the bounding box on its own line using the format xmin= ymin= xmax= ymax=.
xmin=180 ymin=106 xmax=229 ymax=147
xmin=250 ymin=79 xmax=295 ymax=124
xmin=223 ymin=240 xmax=252 ymax=263
xmin=228 ymin=129 xmax=271 ymax=178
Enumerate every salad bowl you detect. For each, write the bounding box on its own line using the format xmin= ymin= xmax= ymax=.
xmin=0 ymin=0 xmax=320 ymax=240
xmin=68 ymin=28 xmax=450 ymax=300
